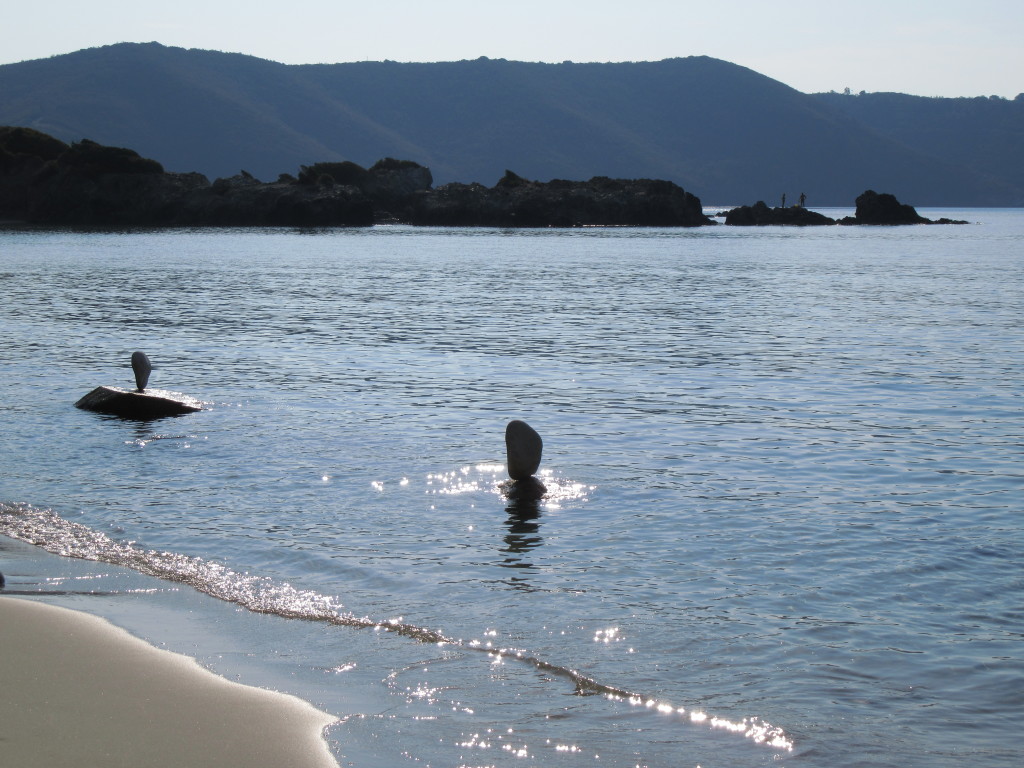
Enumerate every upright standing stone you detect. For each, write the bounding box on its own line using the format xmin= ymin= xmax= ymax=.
xmin=505 ymin=420 xmax=543 ymax=480
xmin=131 ymin=351 xmax=152 ymax=392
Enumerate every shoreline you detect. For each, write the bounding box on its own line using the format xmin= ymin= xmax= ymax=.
xmin=0 ymin=595 xmax=340 ymax=768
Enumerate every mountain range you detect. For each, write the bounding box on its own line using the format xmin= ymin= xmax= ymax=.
xmin=1 ymin=42 xmax=1021 ymax=206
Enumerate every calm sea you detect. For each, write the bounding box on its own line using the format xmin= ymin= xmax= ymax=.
xmin=1 ymin=210 xmax=1021 ymax=768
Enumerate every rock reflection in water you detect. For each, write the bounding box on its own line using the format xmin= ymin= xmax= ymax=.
xmin=501 ymin=501 xmax=543 ymax=571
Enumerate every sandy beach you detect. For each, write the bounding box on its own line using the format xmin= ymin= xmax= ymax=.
xmin=0 ymin=596 xmax=340 ymax=768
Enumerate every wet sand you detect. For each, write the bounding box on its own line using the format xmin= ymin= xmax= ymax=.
xmin=0 ymin=596 xmax=339 ymax=768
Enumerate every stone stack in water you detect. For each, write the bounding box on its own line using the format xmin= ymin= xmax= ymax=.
xmin=75 ymin=351 xmax=202 ymax=419
xmin=505 ymin=420 xmax=546 ymax=499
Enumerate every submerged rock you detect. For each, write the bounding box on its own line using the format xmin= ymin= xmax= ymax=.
xmin=503 ymin=474 xmax=548 ymax=502
xmin=74 ymin=386 xmax=203 ymax=418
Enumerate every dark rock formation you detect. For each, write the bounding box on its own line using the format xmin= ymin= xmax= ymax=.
xmin=720 ymin=191 xmax=968 ymax=227
xmin=408 ymin=171 xmax=712 ymax=227
xmin=1 ymin=128 xmax=967 ymax=229
xmin=2 ymin=129 xmax=711 ymax=228
xmin=177 ymin=172 xmax=374 ymax=227
xmin=841 ymin=190 xmax=928 ymax=224
xmin=722 ymin=201 xmax=837 ymax=226
xmin=0 ymin=128 xmax=378 ymax=227
xmin=75 ymin=386 xmax=203 ymax=418
xmin=839 ymin=190 xmax=967 ymax=225
xmin=295 ymin=157 xmax=434 ymax=223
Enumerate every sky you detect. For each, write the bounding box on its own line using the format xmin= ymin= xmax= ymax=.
xmin=2 ymin=0 xmax=1021 ymax=98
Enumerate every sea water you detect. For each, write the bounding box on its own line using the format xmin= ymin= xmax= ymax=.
xmin=1 ymin=211 xmax=1021 ymax=768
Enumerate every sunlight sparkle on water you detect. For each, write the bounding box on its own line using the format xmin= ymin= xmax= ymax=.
xmin=426 ymin=466 xmax=488 ymax=495
xmin=604 ymin=695 xmax=793 ymax=752
xmin=594 ymin=627 xmax=621 ymax=644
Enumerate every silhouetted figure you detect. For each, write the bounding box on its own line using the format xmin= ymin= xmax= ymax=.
xmin=131 ymin=351 xmax=152 ymax=392
xmin=781 ymin=193 xmax=786 ymax=208
xmin=799 ymin=192 xmax=806 ymax=207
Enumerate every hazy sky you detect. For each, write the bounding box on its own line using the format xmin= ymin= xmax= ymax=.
xmin=3 ymin=0 xmax=1021 ymax=97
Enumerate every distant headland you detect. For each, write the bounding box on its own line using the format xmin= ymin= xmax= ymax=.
xmin=2 ymin=45 xmax=1020 ymax=207
xmin=0 ymin=127 xmax=964 ymax=229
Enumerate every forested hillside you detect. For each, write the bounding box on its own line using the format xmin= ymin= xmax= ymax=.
xmin=1 ymin=43 xmax=1019 ymax=205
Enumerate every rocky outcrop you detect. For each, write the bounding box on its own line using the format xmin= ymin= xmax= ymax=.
xmin=408 ymin=171 xmax=713 ymax=227
xmin=0 ymin=128 xmax=967 ymax=229
xmin=719 ymin=191 xmax=968 ymax=227
xmin=840 ymin=190 xmax=928 ymax=224
xmin=291 ymin=157 xmax=434 ymax=223
xmin=838 ymin=190 xmax=967 ymax=225
xmin=175 ymin=172 xmax=374 ymax=227
xmin=1 ymin=129 xmax=710 ymax=228
xmin=721 ymin=201 xmax=837 ymax=226
xmin=0 ymin=128 xmax=389 ymax=227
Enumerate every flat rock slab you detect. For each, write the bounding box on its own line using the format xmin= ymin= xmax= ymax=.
xmin=75 ymin=386 xmax=203 ymax=419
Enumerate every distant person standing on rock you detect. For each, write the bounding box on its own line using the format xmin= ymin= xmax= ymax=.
xmin=799 ymin=192 xmax=806 ymax=207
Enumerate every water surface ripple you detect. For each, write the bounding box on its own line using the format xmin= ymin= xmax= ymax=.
xmin=1 ymin=215 xmax=1021 ymax=768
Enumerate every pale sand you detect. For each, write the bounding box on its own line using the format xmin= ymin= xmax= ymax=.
xmin=0 ymin=596 xmax=340 ymax=768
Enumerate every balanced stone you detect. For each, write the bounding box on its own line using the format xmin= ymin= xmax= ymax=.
xmin=76 ymin=351 xmax=202 ymax=419
xmin=131 ymin=351 xmax=152 ymax=391
xmin=505 ymin=420 xmax=543 ymax=480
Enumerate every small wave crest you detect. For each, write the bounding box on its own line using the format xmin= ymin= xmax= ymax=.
xmin=0 ymin=501 xmax=792 ymax=752
xmin=0 ymin=502 xmax=359 ymax=623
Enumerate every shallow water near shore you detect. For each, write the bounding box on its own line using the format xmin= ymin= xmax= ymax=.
xmin=1 ymin=210 xmax=1022 ymax=768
